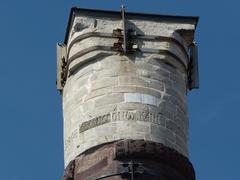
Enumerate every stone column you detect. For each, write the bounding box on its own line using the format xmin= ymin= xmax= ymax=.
xmin=57 ymin=7 xmax=199 ymax=180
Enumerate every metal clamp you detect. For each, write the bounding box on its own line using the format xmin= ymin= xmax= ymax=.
xmin=121 ymin=5 xmax=127 ymax=54
xmin=113 ymin=28 xmax=124 ymax=53
xmin=95 ymin=161 xmax=144 ymax=180
xmin=188 ymin=41 xmax=199 ymax=90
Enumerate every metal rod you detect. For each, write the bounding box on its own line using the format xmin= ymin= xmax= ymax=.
xmin=121 ymin=5 xmax=126 ymax=54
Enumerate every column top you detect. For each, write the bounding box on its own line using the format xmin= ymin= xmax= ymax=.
xmin=63 ymin=7 xmax=199 ymax=45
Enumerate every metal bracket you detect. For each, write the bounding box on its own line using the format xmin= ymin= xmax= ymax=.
xmin=112 ymin=5 xmax=127 ymax=55
xmin=95 ymin=161 xmax=144 ymax=180
xmin=113 ymin=28 xmax=124 ymax=53
xmin=56 ymin=43 xmax=67 ymax=91
xmin=121 ymin=5 xmax=127 ymax=54
xmin=126 ymin=29 xmax=138 ymax=53
xmin=188 ymin=41 xmax=199 ymax=90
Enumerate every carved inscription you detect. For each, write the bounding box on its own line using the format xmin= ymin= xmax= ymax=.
xmin=79 ymin=114 xmax=111 ymax=133
xmin=65 ymin=111 xmax=167 ymax=156
xmin=79 ymin=111 xmax=165 ymax=133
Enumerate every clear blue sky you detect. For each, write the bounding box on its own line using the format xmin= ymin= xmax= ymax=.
xmin=0 ymin=0 xmax=239 ymax=179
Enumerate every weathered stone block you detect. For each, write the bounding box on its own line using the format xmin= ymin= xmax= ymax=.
xmin=176 ymin=135 xmax=188 ymax=156
xmin=119 ymin=76 xmax=149 ymax=87
xmin=117 ymin=102 xmax=149 ymax=111
xmin=74 ymin=87 xmax=88 ymax=100
xmin=73 ymin=64 xmax=94 ymax=80
xmin=150 ymin=124 xmax=176 ymax=144
xmin=159 ymin=61 xmax=177 ymax=74
xmin=148 ymin=79 xmax=165 ymax=91
xmin=95 ymin=93 xmax=124 ymax=107
xmin=91 ymin=76 xmax=118 ymax=91
xmin=112 ymin=85 xmax=137 ymax=93
xmin=85 ymin=87 xmax=112 ymax=101
xmin=158 ymin=101 xmax=176 ymax=120
xmin=124 ymin=93 xmax=161 ymax=106
xmin=90 ymin=104 xmax=117 ymax=117
xmin=166 ymin=119 xmax=178 ymax=134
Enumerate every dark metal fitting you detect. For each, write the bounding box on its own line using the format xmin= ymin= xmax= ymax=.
xmin=95 ymin=161 xmax=144 ymax=180
xmin=127 ymin=29 xmax=136 ymax=36
xmin=113 ymin=29 xmax=123 ymax=37
xmin=113 ymin=42 xmax=124 ymax=52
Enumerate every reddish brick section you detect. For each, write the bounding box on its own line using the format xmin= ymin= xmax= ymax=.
xmin=63 ymin=140 xmax=195 ymax=180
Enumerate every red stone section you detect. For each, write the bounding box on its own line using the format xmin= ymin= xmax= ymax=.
xmin=63 ymin=140 xmax=195 ymax=180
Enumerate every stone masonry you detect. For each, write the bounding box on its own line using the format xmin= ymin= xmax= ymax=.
xmin=57 ymin=7 xmax=198 ymax=180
